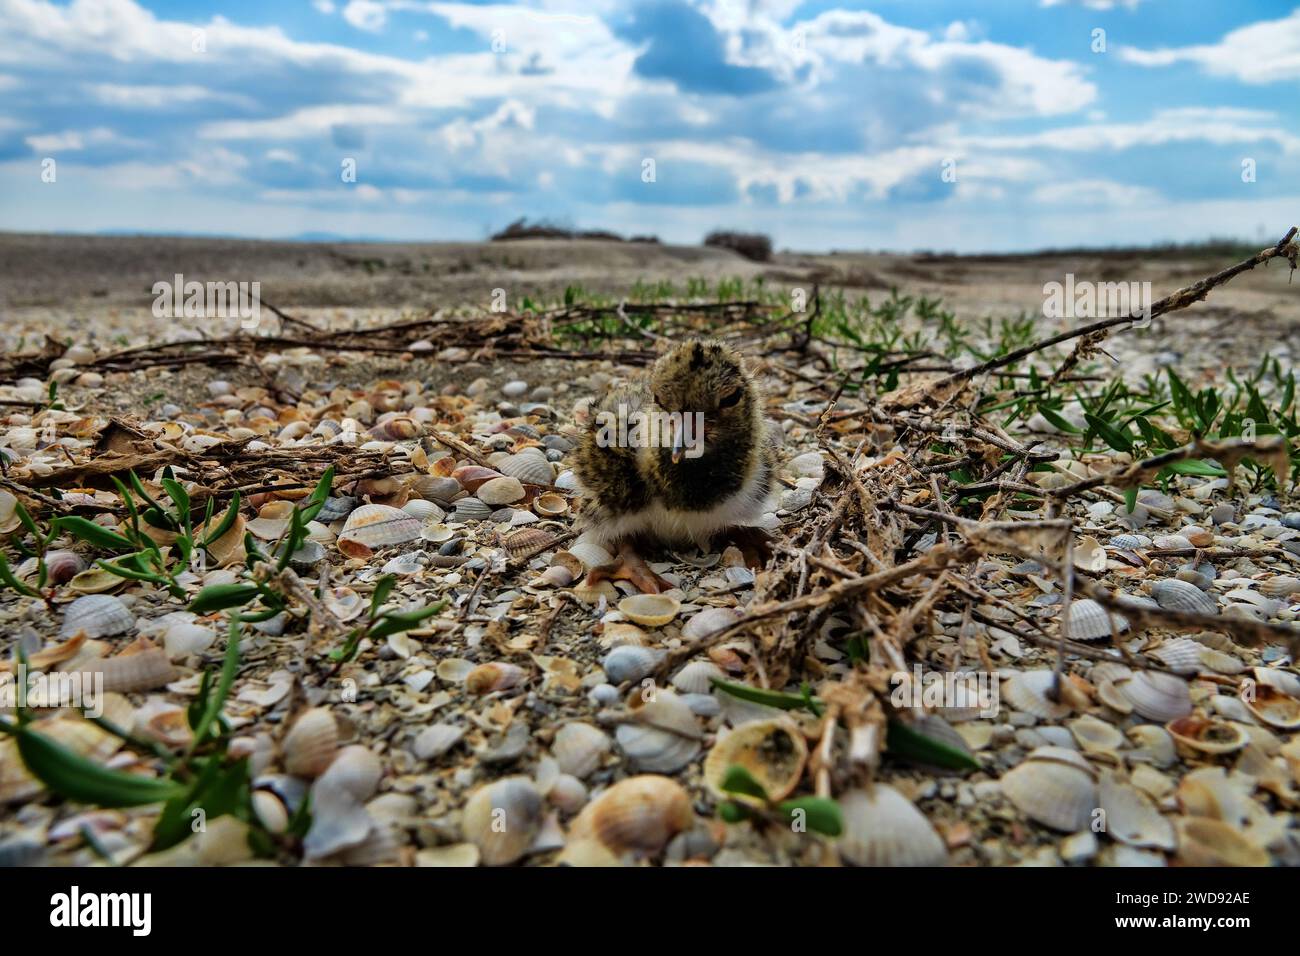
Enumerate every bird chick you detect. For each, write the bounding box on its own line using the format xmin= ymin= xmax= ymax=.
xmin=572 ymin=339 xmax=778 ymax=593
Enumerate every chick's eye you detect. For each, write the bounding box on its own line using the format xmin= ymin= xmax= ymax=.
xmin=718 ymin=389 xmax=742 ymax=409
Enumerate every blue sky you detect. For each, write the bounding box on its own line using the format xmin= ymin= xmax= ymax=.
xmin=0 ymin=0 xmax=1297 ymax=251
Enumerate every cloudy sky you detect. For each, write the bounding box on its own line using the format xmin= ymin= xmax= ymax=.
xmin=1 ymin=0 xmax=1297 ymax=251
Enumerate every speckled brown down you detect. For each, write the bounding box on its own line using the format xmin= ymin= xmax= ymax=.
xmin=572 ymin=340 xmax=779 ymax=569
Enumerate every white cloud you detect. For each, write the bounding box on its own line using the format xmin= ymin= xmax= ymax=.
xmin=342 ymin=0 xmax=387 ymax=32
xmin=1121 ymin=9 xmax=1300 ymax=83
xmin=24 ymin=127 xmax=117 ymax=151
xmin=1031 ymin=179 xmax=1160 ymax=206
xmin=86 ymin=82 xmax=253 ymax=109
xmin=1041 ymin=0 xmax=1143 ymax=10
xmin=313 ymin=0 xmax=335 ymax=13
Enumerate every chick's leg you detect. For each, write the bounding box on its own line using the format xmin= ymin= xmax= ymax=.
xmin=584 ymin=539 xmax=672 ymax=594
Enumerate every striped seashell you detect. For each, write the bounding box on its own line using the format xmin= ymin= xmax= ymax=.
xmin=1098 ymin=770 xmax=1176 ymax=849
xmin=1241 ymin=684 xmax=1300 ymax=729
xmin=400 ymin=499 xmax=442 ymax=521
xmin=837 ymin=784 xmax=948 ymax=866
xmin=603 ymin=645 xmax=664 ymax=684
xmin=568 ymin=541 xmax=613 ymax=569
xmin=616 ymin=692 xmax=701 ymax=772
xmin=1117 ymin=671 xmax=1192 ymax=722
xmin=246 ymin=500 xmax=296 ymax=540
xmin=1252 ymin=666 xmax=1300 ymax=698
xmin=451 ymin=465 xmax=503 ymax=492
xmin=1065 ymin=598 xmax=1129 ymax=642
xmin=86 ymin=647 xmax=177 ymax=693
xmin=337 ymin=504 xmax=423 ymax=557
xmin=283 ymin=708 xmax=340 ymax=779
xmin=1149 ymin=638 xmax=1205 ymax=675
xmin=497 ymin=454 xmax=555 ymax=486
xmin=552 ymin=723 xmax=612 ymax=779
xmin=1000 ymin=746 xmax=1098 ymax=832
xmin=1002 ymin=669 xmax=1072 ymax=720
xmin=462 ymin=776 xmax=543 ymax=866
xmin=1166 ymin=714 xmax=1249 ymax=755
xmin=569 ymin=775 xmax=693 ymax=857
xmin=1151 ymin=578 xmax=1217 ymax=615
xmin=450 ymin=497 xmax=491 ymax=523
xmin=1107 ymin=534 xmax=1150 ymax=549
xmin=681 ymin=607 xmax=740 ymax=641
xmin=1260 ymin=576 xmax=1300 ymax=599
xmin=670 ymin=660 xmax=726 ymax=694
xmin=59 ymin=594 xmax=134 ymax=639
xmin=410 ymin=476 xmax=462 ymax=505
xmin=502 ymin=527 xmax=555 ymax=556
xmin=465 ymin=662 xmax=527 ymax=695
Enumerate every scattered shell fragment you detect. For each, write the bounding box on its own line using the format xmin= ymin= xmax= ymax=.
xmin=618 ymin=594 xmax=680 ymax=627
xmin=703 ymin=718 xmax=807 ymax=805
xmin=1098 ymin=771 xmax=1176 ymax=850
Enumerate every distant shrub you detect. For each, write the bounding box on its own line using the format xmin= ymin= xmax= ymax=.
xmin=703 ymin=230 xmax=772 ymax=262
xmin=490 ymin=218 xmax=660 ymax=244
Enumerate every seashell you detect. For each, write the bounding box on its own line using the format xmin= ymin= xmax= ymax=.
xmin=497 ymin=454 xmax=555 ymax=486
xmin=421 ymin=522 xmax=455 ymax=544
xmin=573 ymin=579 xmax=617 ymax=605
xmin=552 ymin=723 xmax=611 ymax=779
xmin=602 ymin=645 xmax=664 ymax=684
xmin=0 ymin=490 xmax=19 ymax=533
xmin=1151 ymin=578 xmax=1217 ymax=615
xmin=567 ymin=541 xmax=613 ymax=569
xmin=533 ymin=493 xmax=568 ymax=516
xmin=465 ymin=661 xmax=527 ymax=695
xmin=369 ymin=414 xmax=421 ymax=441
xmin=1152 ymin=534 xmax=1191 ymax=550
xmin=252 ymin=790 xmax=290 ymax=834
xmin=1108 ymin=534 xmax=1150 ymax=549
xmin=532 ymin=564 xmax=575 ymax=588
xmin=1241 ymin=684 xmax=1300 ymax=729
xmin=1065 ymin=598 xmax=1128 ymax=642
xmin=246 ymin=500 xmax=296 ymax=539
xmin=1001 ymin=669 xmax=1072 ymax=720
xmin=83 ymin=647 xmax=178 ymax=693
xmin=477 ymin=476 xmax=526 ymax=505
xmin=412 ymin=723 xmax=464 ymax=760
xmin=569 ymin=775 xmax=693 ymax=857
xmin=547 ymin=774 xmax=589 ymax=815
xmin=1251 ymin=667 xmax=1300 ymax=699
xmin=450 ymin=497 xmax=492 ymax=523
xmin=681 ymin=607 xmax=740 ymax=642
xmin=1260 ymin=576 xmax=1300 ymax=599
xmin=1166 ymin=715 xmax=1249 ymax=755
xmin=837 ymin=784 xmax=948 ymax=867
xmin=283 ymin=708 xmax=340 ymax=779
xmin=198 ymin=511 xmax=247 ymax=567
xmin=59 ymin=594 xmax=133 ymax=639
xmin=436 ymin=658 xmax=475 ymax=683
xmin=324 ymin=586 xmax=365 ymax=621
xmin=380 ymin=551 xmax=424 ymax=576
xmin=1127 ymin=725 xmax=1178 ymax=767
xmin=617 ymin=692 xmax=702 ymax=772
xmin=703 ymin=718 xmax=807 ymax=805
xmin=450 ymin=465 xmax=502 ymax=493
xmin=417 ymin=843 xmax=480 ymax=867
xmin=1175 ymin=817 xmax=1269 ymax=867
xmin=1149 ymin=638 xmax=1205 ymax=675
xmin=1072 ymin=536 xmax=1107 ymax=572
xmin=671 ymin=660 xmax=726 ymax=694
xmin=1117 ymin=671 xmax=1192 ymax=722
xmin=618 ymin=593 xmax=680 ymax=628
xmin=1097 ymin=678 xmax=1134 ymax=715
xmin=315 ymin=496 xmax=357 ymax=522
xmin=1098 ymin=770 xmax=1176 ymax=849
xmin=280 ymin=539 xmax=326 ymax=571
xmin=317 ymin=745 xmax=382 ymax=802
xmin=462 ymin=776 xmax=543 ymax=866
xmin=29 ymin=550 xmax=86 ymax=585
xmin=1000 ymin=746 xmax=1098 ymax=832
xmin=400 ymin=499 xmax=441 ymax=521
xmin=1198 ymin=647 xmax=1245 ymax=675
xmin=337 ymin=504 xmax=423 ymax=557
xmin=412 ymin=476 xmax=463 ymax=505
xmin=302 ymin=783 xmax=373 ymax=861
xmin=1066 ymin=714 xmax=1125 ymax=757
xmin=67 ymin=567 xmax=125 ymax=594
xmin=162 ymin=622 xmax=217 ymax=659
xmin=502 ymin=527 xmax=555 ymax=556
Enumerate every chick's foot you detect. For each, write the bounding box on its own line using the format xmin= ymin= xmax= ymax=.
xmin=584 ymin=543 xmax=673 ymax=594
